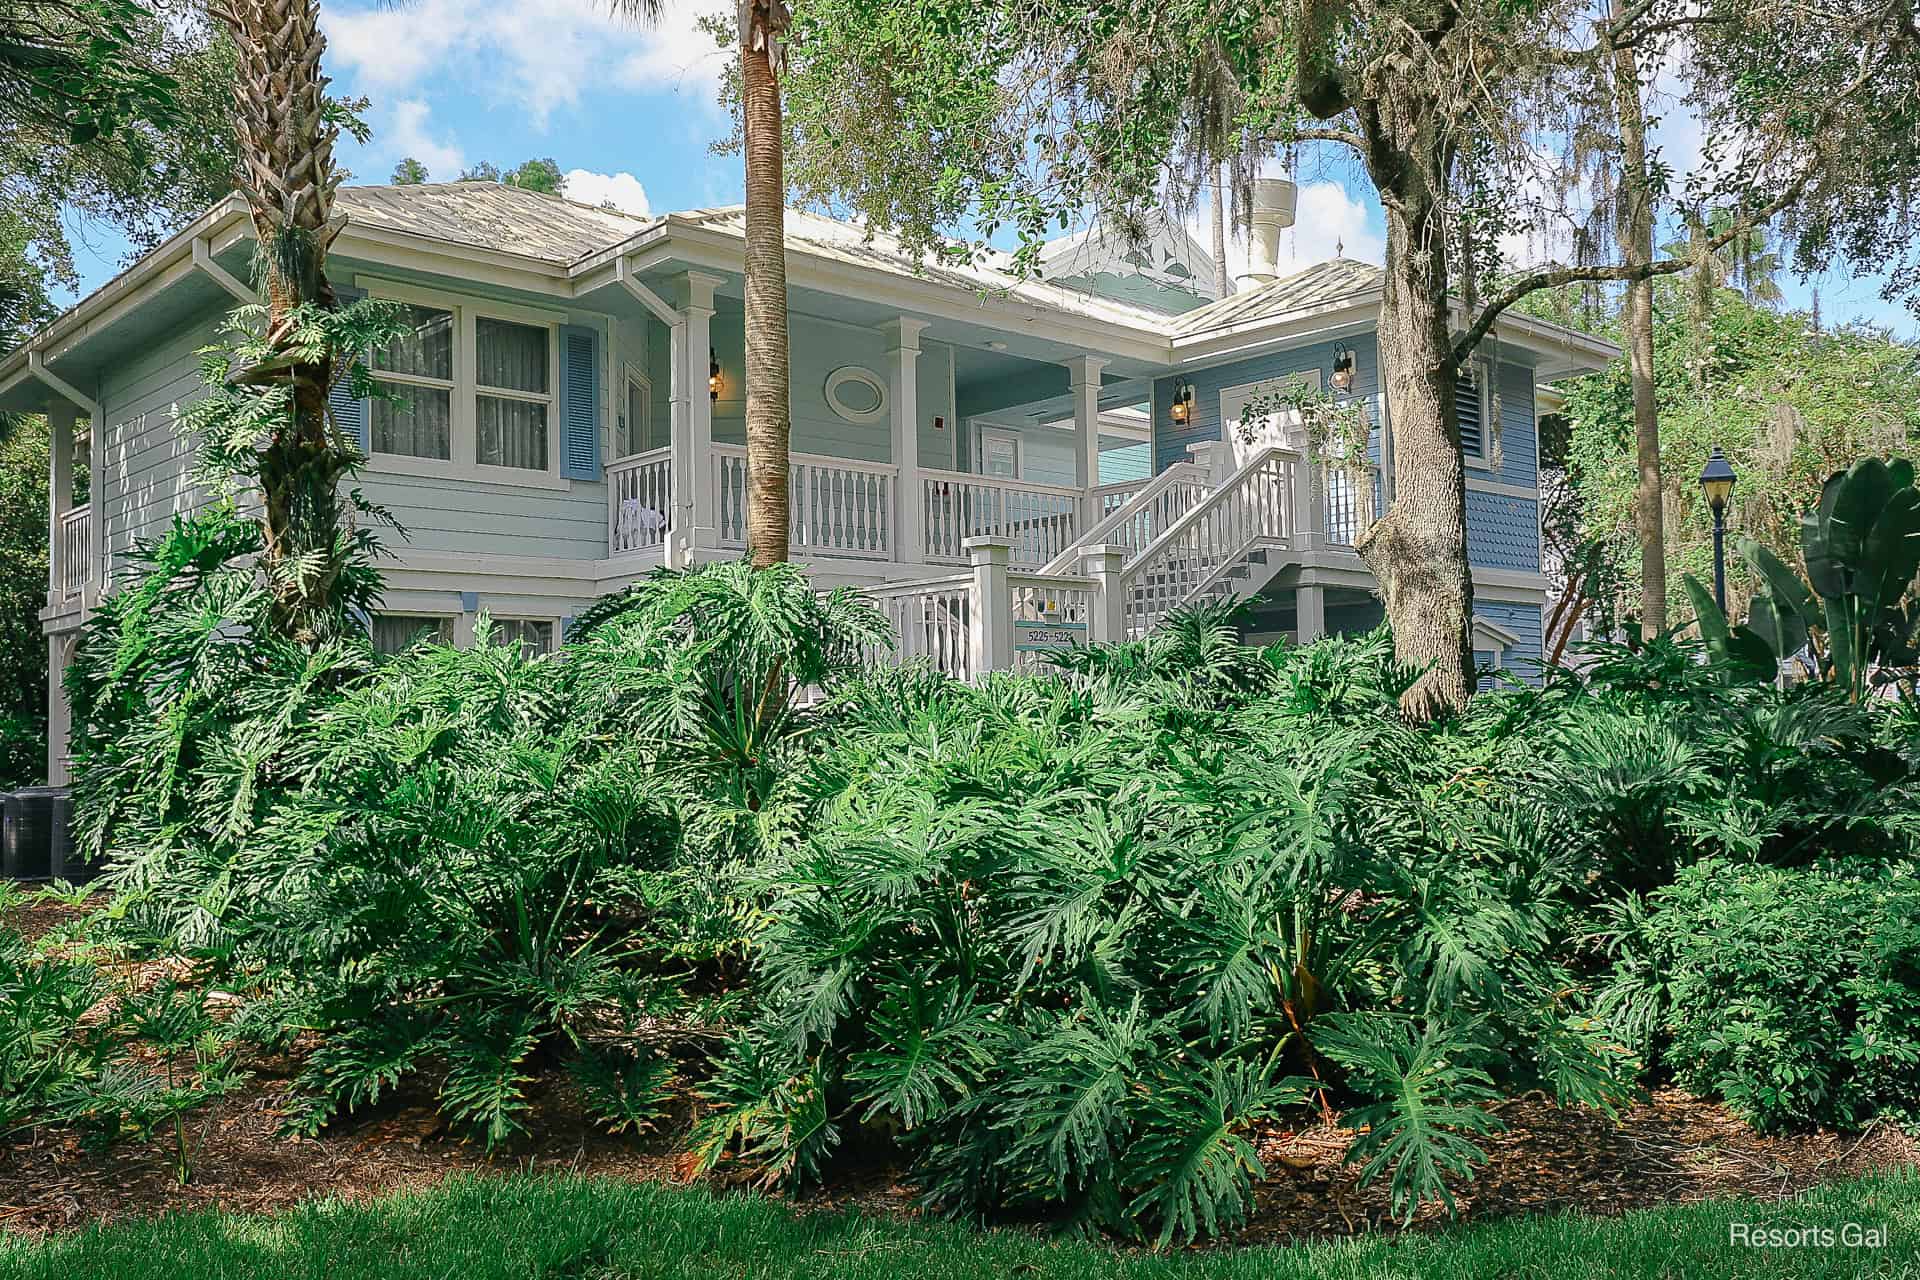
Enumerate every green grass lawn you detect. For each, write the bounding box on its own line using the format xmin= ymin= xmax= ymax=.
xmin=2 ymin=1171 xmax=1913 ymax=1280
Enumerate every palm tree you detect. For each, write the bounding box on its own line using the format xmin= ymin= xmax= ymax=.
xmin=208 ymin=0 xmax=354 ymax=644
xmin=740 ymin=1 xmax=792 ymax=567
xmin=1662 ymin=207 xmax=1785 ymax=306
xmin=611 ymin=0 xmax=790 ymax=567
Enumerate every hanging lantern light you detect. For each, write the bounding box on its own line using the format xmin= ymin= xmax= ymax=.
xmin=1330 ymin=347 xmax=1357 ymax=394
xmin=709 ymin=349 xmax=722 ymax=401
xmin=1169 ymin=381 xmax=1195 ymax=425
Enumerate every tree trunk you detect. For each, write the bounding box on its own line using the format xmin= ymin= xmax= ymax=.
xmin=1609 ymin=1 xmax=1664 ymax=637
xmin=1356 ymin=194 xmax=1475 ymax=718
xmin=213 ymin=0 xmax=352 ymax=646
xmin=741 ymin=2 xmax=791 ymax=568
xmin=1211 ymin=163 xmax=1230 ymax=300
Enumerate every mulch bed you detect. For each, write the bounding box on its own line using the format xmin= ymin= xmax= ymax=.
xmin=2 ymin=898 xmax=1914 ymax=1244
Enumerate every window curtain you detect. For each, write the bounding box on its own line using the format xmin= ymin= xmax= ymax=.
xmin=488 ymin=618 xmax=554 ymax=657
xmin=477 ymin=319 xmax=549 ymax=470
xmin=372 ymin=614 xmax=454 ymax=655
xmin=373 ymin=306 xmax=454 ymax=459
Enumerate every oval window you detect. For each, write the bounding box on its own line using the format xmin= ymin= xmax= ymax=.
xmin=825 ymin=366 xmax=888 ymax=423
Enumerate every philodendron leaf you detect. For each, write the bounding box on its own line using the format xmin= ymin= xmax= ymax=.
xmin=1745 ymin=594 xmax=1807 ymax=664
xmin=1740 ymin=539 xmax=1817 ymax=627
xmin=1828 ymin=458 xmax=1893 ymax=584
xmin=1862 ymin=487 xmax=1920 ymax=612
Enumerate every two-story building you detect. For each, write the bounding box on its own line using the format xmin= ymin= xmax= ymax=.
xmin=0 ymin=178 xmax=1613 ymax=781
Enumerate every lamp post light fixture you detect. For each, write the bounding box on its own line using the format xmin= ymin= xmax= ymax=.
xmin=1699 ymin=446 xmax=1738 ymax=613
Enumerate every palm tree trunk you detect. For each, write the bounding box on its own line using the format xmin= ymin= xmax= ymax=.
xmin=210 ymin=0 xmax=352 ymax=645
xmin=1608 ymin=0 xmax=1665 ymax=638
xmin=741 ymin=1 xmax=791 ymax=568
xmin=1210 ymin=164 xmax=1229 ymax=300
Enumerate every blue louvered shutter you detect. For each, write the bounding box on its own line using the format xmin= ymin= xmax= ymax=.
xmin=1456 ymin=364 xmax=1483 ymax=460
xmin=329 ymin=285 xmax=371 ymax=454
xmin=559 ymin=325 xmax=602 ymax=481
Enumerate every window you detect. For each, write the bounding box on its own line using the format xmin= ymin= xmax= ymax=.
xmin=372 ymin=305 xmax=454 ymax=460
xmin=488 ymin=618 xmax=555 ymax=658
xmin=978 ymin=428 xmax=1020 ymax=479
xmin=617 ymin=369 xmax=656 ymax=459
xmin=362 ymin=285 xmax=565 ymax=482
xmin=372 ymin=613 xmax=454 ymax=655
xmin=475 ymin=318 xmax=550 ymax=470
xmin=1458 ymin=363 xmax=1488 ymax=462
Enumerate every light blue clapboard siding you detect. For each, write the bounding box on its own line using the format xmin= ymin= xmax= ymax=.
xmin=1153 ymin=335 xmax=1383 ymax=474
xmin=356 ymin=471 xmax=608 ymax=559
xmin=1478 ymin=600 xmax=1544 ymax=676
xmin=1099 ymin=443 xmax=1152 ymax=484
xmin=98 ymin=308 xmax=228 ymax=570
xmin=1466 ymin=490 xmax=1541 ymax=572
xmin=705 ymin=302 xmax=959 ymax=468
xmin=1467 ymin=358 xmax=1539 ymax=489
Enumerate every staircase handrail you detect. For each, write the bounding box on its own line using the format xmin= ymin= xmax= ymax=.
xmin=1040 ymin=460 xmax=1213 ymax=575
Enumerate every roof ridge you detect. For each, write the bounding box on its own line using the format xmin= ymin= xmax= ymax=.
xmin=343 ymin=179 xmax=657 ymax=225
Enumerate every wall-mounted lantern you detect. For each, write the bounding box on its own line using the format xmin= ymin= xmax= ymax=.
xmin=1330 ymin=347 xmax=1357 ymax=394
xmin=1169 ymin=381 xmax=1195 ymax=426
xmin=709 ymin=349 xmax=722 ymax=401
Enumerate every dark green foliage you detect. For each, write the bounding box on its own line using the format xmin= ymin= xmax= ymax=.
xmin=695 ymin=630 xmax=1634 ymax=1241
xmin=0 ymin=415 xmax=49 ymax=786
xmin=68 ymin=528 xmax=889 ymax=1148
xmin=1688 ymin=458 xmax=1920 ymax=700
xmin=1602 ymin=859 xmax=1920 ymax=1133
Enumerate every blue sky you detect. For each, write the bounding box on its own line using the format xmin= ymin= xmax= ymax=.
xmin=54 ymin=0 xmax=1919 ymax=340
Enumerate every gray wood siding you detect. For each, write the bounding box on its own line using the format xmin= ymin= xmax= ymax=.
xmin=99 ymin=311 xmax=225 ymax=569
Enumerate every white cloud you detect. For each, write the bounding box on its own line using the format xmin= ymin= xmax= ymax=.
xmin=385 ymin=99 xmax=465 ymax=180
xmin=1187 ymin=179 xmax=1384 ymax=285
xmin=563 ymin=169 xmax=653 ymax=216
xmin=323 ymin=0 xmax=728 ymax=126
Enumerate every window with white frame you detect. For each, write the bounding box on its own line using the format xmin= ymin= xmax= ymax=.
xmin=488 ymin=617 xmax=556 ymax=658
xmin=371 ymin=304 xmax=454 ymax=461
xmin=365 ymin=285 xmax=563 ymax=480
xmin=371 ymin=613 xmax=455 ymax=655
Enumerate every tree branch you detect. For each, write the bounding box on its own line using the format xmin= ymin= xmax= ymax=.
xmin=1450 ymin=173 xmax=1814 ymax=367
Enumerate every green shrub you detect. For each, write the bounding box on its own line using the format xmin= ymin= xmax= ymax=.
xmin=66 ymin=518 xmax=888 ymax=1146
xmin=1605 ymin=858 xmax=1920 ymax=1131
xmin=694 ymin=655 xmax=1631 ymax=1241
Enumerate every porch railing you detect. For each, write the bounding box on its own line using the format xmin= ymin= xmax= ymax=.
xmin=609 ymin=447 xmax=673 ymax=555
xmin=864 ymin=572 xmax=975 ymax=681
xmin=921 ymin=471 xmax=1081 ymax=568
xmin=58 ymin=507 xmax=91 ymax=601
xmin=714 ymin=445 xmax=896 ymax=560
xmin=1321 ymin=463 xmax=1380 ymax=549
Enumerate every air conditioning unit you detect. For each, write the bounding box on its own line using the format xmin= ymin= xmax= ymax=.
xmin=2 ymin=787 xmax=63 ymax=879
xmin=48 ymin=790 xmax=95 ymax=883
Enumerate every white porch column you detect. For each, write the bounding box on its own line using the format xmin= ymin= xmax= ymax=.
xmin=1081 ymin=544 xmax=1127 ymax=645
xmin=966 ymin=536 xmax=1014 ymax=676
xmin=46 ymin=402 xmax=75 ymax=598
xmin=679 ymin=271 xmax=723 ymax=562
xmin=884 ymin=318 xmax=928 ymax=564
xmin=1297 ymin=583 xmax=1326 ymax=644
xmin=1064 ymin=356 xmax=1107 ymax=518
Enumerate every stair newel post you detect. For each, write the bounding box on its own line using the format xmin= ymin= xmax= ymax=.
xmin=1289 ymin=448 xmax=1323 ymax=552
xmin=965 ymin=536 xmax=1015 ymax=676
xmin=1082 ymin=544 xmax=1128 ymax=645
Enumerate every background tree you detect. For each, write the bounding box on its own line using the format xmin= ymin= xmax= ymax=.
xmin=1565 ymin=285 xmax=1920 ymax=634
xmin=0 ymin=416 xmax=51 ymax=787
xmin=779 ymin=0 xmax=1920 ymax=714
xmin=389 ymin=156 xmax=428 ymax=184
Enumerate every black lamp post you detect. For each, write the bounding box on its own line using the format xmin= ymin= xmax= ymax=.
xmin=1699 ymin=447 xmax=1738 ymax=612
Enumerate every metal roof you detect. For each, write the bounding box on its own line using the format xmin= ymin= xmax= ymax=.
xmin=336 ymin=182 xmax=659 ymax=264
xmin=1169 ymin=258 xmax=1384 ymax=337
